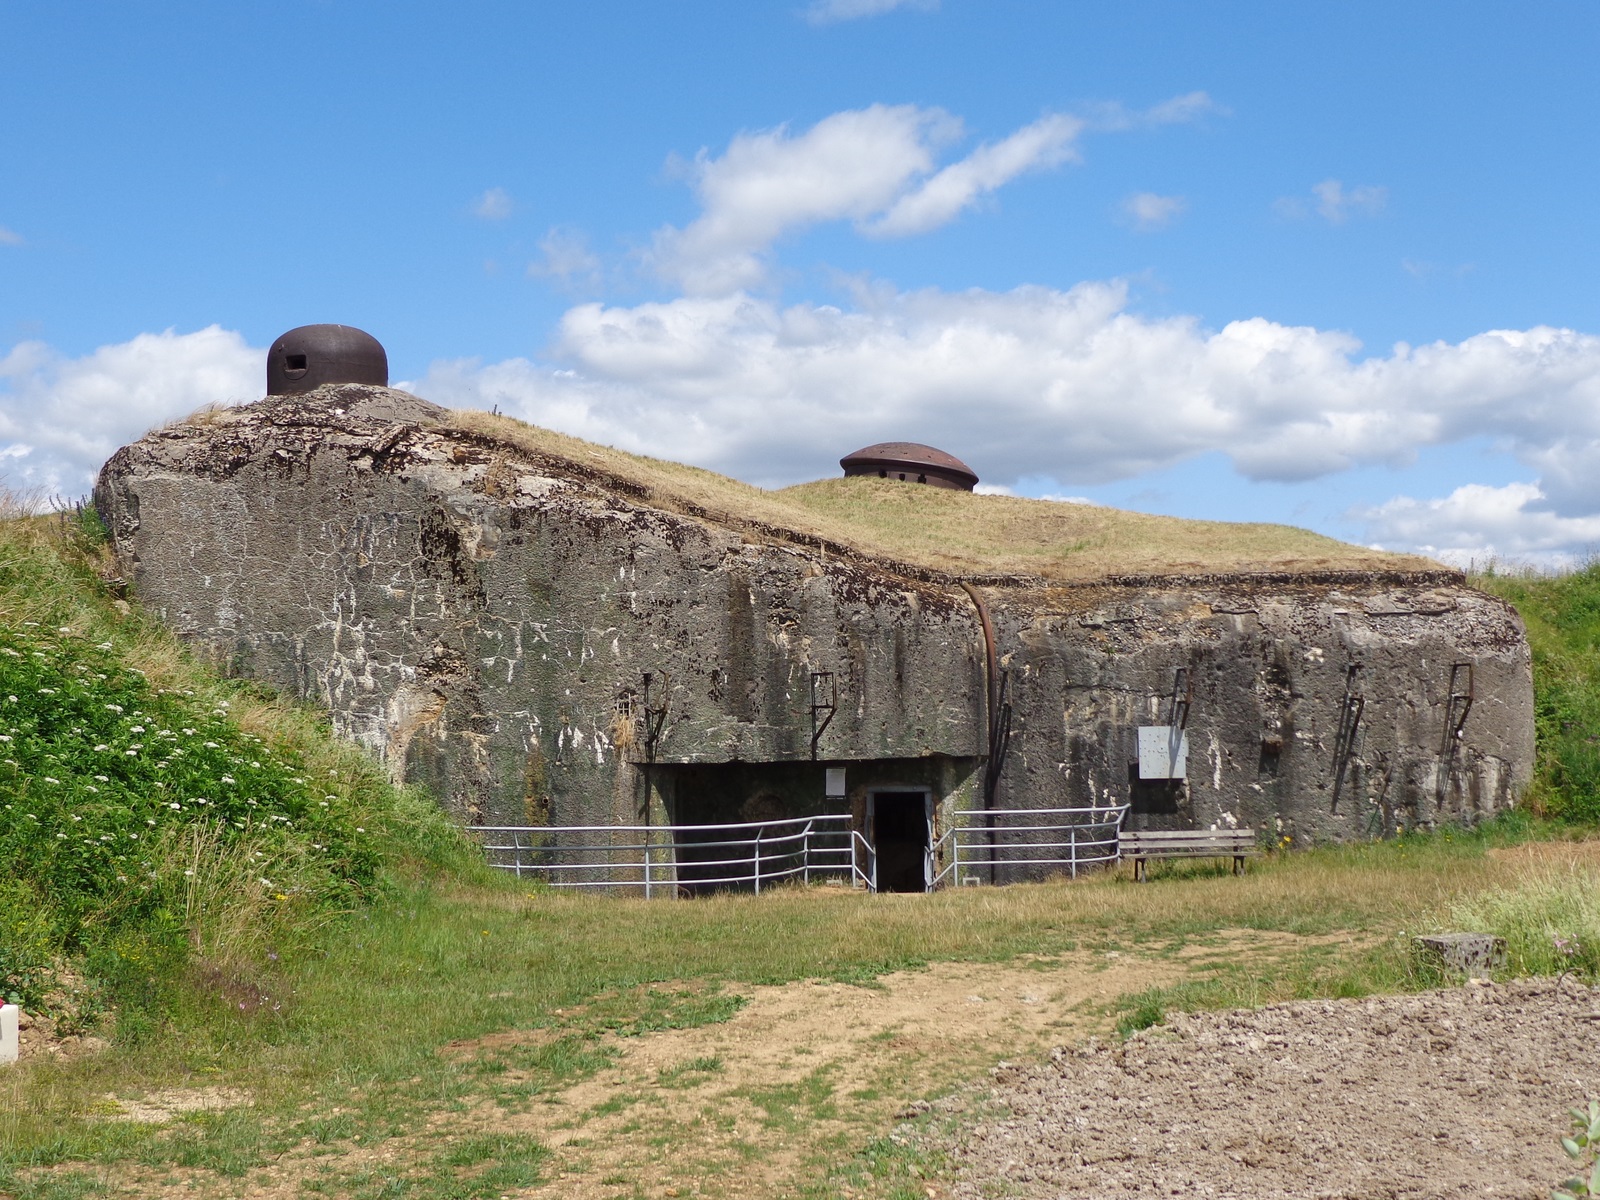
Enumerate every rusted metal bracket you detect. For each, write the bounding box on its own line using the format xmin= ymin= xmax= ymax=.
xmin=1441 ymin=662 xmax=1474 ymax=754
xmin=641 ymin=671 xmax=670 ymax=760
xmin=1331 ymin=663 xmax=1365 ymax=813
xmin=1435 ymin=662 xmax=1476 ymax=808
xmin=809 ymin=670 xmax=837 ymax=760
xmin=639 ymin=671 xmax=671 ymax=825
xmin=1169 ymin=666 xmax=1194 ymax=730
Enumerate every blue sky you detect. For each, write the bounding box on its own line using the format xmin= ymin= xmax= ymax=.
xmin=3 ymin=0 xmax=1599 ymax=565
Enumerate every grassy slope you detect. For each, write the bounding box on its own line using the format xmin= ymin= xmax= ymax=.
xmin=449 ymin=409 xmax=1437 ymax=581
xmin=1 ymin=508 xmax=1596 ymax=1200
xmin=5 ymin=828 xmax=1594 ymax=1200
xmin=0 ymin=507 xmax=476 ymax=1022
xmin=1474 ymin=564 xmax=1600 ymax=823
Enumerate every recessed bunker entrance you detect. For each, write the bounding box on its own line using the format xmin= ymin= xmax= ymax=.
xmin=648 ymin=756 xmax=978 ymax=894
xmin=867 ymin=788 xmax=933 ymax=893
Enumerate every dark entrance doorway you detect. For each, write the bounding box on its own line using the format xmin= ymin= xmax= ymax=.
xmin=870 ymin=790 xmax=931 ymax=893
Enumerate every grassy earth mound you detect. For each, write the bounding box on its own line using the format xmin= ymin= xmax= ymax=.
xmin=1476 ymin=562 xmax=1600 ymax=825
xmin=447 ymin=408 xmax=1439 ymax=581
xmin=0 ymin=503 xmax=473 ymax=1029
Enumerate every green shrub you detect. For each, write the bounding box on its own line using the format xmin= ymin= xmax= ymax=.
xmin=0 ymin=623 xmax=381 ymax=956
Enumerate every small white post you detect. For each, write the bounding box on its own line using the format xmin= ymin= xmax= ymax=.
xmin=803 ymin=822 xmax=811 ymax=885
xmin=952 ymin=817 xmax=961 ymax=886
xmin=644 ymin=838 xmax=652 ymax=900
xmin=1 ymin=1004 xmax=19 ymax=1066
xmin=754 ymin=828 xmax=763 ymax=894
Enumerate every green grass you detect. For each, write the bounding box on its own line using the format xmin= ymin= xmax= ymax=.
xmin=0 ymin=503 xmax=478 ymax=1021
xmin=1476 ymin=562 xmax=1600 ymax=824
xmin=3 ymin=823 xmax=1582 ymax=1186
xmin=5 ymin=502 xmax=1600 ymax=1199
xmin=1448 ymin=865 xmax=1600 ymax=978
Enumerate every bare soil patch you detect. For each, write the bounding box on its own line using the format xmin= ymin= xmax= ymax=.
xmin=101 ymin=1086 xmax=253 ymax=1124
xmin=11 ymin=1008 xmax=110 ymax=1064
xmin=482 ymin=951 xmax=1183 ymax=1199
xmin=928 ymin=977 xmax=1600 ymax=1199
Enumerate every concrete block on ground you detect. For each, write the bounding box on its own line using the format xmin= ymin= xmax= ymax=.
xmin=0 ymin=1004 xmax=18 ymax=1065
xmin=1413 ymin=933 xmax=1507 ymax=981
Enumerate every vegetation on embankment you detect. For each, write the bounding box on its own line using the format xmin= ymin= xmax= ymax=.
xmin=1 ymin=499 xmax=1598 ymax=1199
xmin=0 ymin=502 xmax=478 ymax=1030
xmin=1475 ymin=562 xmax=1600 ymax=825
xmin=2 ymin=820 xmax=1596 ymax=1200
xmin=447 ymin=407 xmax=1436 ymax=581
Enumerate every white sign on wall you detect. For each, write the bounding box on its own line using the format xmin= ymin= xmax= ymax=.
xmin=825 ymin=768 xmax=847 ymax=797
xmin=1138 ymin=726 xmax=1188 ymax=779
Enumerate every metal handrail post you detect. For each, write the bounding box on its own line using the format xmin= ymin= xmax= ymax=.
xmin=803 ymin=821 xmax=811 ymax=885
xmin=754 ymin=826 xmax=763 ymax=894
xmin=644 ymin=836 xmax=652 ymax=900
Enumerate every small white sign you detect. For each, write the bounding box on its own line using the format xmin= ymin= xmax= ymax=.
xmin=824 ymin=768 xmax=847 ymax=797
xmin=1138 ymin=726 xmax=1188 ymax=779
xmin=0 ymin=1004 xmax=18 ymax=1066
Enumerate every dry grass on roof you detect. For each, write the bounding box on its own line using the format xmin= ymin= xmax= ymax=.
xmin=446 ymin=409 xmax=1439 ymax=582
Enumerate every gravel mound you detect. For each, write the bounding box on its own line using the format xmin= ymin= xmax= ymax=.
xmin=932 ymin=979 xmax=1600 ymax=1199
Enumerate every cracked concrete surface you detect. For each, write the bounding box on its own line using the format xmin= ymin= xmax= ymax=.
xmin=95 ymin=385 xmax=1534 ymax=855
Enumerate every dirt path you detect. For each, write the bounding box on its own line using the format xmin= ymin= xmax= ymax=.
xmin=926 ymin=977 xmax=1600 ymax=1199
xmin=466 ymin=949 xmax=1183 ymax=1199
xmin=15 ymin=930 xmax=1377 ymax=1199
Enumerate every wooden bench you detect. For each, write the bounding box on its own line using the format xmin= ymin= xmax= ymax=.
xmin=1119 ymin=828 xmax=1258 ymax=882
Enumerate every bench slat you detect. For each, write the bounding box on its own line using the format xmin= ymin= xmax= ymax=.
xmin=1119 ymin=828 xmax=1259 ymax=882
xmin=1121 ymin=836 xmax=1255 ymax=849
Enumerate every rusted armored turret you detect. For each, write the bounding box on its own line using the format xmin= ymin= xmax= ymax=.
xmin=267 ymin=324 xmax=388 ymax=396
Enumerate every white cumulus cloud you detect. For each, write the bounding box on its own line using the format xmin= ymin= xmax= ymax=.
xmin=408 ymin=281 xmax=1600 ymax=525
xmin=649 ymin=105 xmax=961 ymax=293
xmin=647 ymin=97 xmax=1216 ymax=293
xmin=528 ymin=226 xmax=602 ymax=290
xmin=1357 ymin=482 xmax=1600 ymax=569
xmin=865 ymin=113 xmax=1084 ymax=237
xmin=1277 ymin=179 xmax=1388 ymax=224
xmin=0 ymin=226 xmax=23 ymax=246
xmin=648 ymin=104 xmax=1101 ymax=293
xmin=0 ymin=327 xmax=259 ymax=496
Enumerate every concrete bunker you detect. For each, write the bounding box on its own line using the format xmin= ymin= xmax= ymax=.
xmin=92 ymin=333 xmax=1537 ymax=894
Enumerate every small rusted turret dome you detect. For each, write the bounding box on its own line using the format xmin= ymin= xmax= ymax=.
xmin=840 ymin=442 xmax=979 ymax=491
xmin=267 ymin=324 xmax=388 ymax=396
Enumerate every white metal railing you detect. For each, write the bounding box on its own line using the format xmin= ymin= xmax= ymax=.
xmin=469 ymin=813 xmax=868 ymax=896
xmin=932 ymin=804 xmax=1129 ymax=888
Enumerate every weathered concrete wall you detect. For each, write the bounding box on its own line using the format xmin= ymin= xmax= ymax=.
xmin=95 ymin=385 xmax=1534 ymax=859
